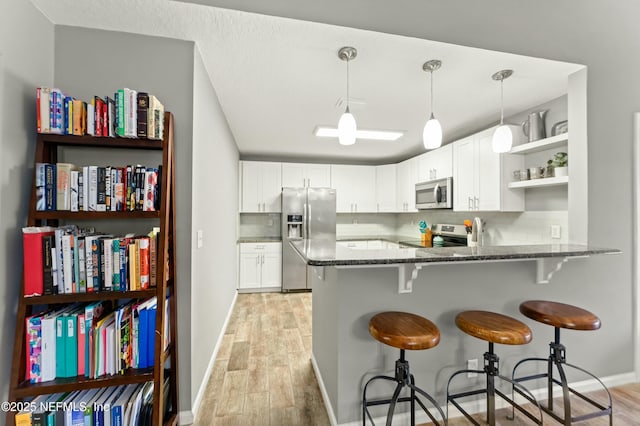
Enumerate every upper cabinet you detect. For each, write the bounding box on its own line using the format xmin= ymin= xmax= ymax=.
xmin=282 ymin=162 xmax=331 ymax=188
xmin=417 ymin=144 xmax=453 ymax=182
xmin=331 ymin=165 xmax=376 ymax=213
xmin=240 ymin=161 xmax=282 ymax=213
xmin=396 ymin=157 xmax=419 ymax=212
xmin=452 ymin=126 xmax=525 ymax=212
xmin=375 ymin=164 xmax=397 ymax=213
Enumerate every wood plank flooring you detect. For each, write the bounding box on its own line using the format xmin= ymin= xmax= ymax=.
xmin=194 ymin=292 xmax=640 ymax=425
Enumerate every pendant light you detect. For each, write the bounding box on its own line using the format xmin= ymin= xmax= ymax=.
xmin=337 ymin=46 xmax=357 ymax=146
xmin=491 ymin=69 xmax=514 ymax=153
xmin=422 ymin=59 xmax=443 ymax=150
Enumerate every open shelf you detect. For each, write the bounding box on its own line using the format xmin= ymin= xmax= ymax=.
xmin=33 ymin=210 xmax=161 ymax=220
xmin=509 ymin=132 xmax=568 ymax=154
xmin=39 ymin=133 xmax=163 ymax=150
xmin=508 ymin=175 xmax=569 ymax=189
xmin=23 ymin=289 xmax=157 ymax=305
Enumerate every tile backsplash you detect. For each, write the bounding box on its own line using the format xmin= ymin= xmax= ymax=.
xmin=240 ymin=210 xmax=569 ymax=245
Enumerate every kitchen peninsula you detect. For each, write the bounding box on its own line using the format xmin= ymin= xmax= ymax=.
xmin=290 ymin=239 xmax=620 ymax=424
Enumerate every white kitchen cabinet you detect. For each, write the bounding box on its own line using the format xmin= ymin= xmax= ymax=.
xmin=337 ymin=240 xmax=369 ymax=249
xmin=396 ymin=157 xmax=419 ymax=212
xmin=238 ymin=242 xmax=282 ymax=289
xmin=417 ymin=144 xmax=453 ymax=182
xmin=452 ymin=126 xmax=524 ymax=212
xmin=331 ymin=165 xmax=376 ymax=213
xmin=282 ymin=162 xmax=331 ymax=188
xmin=240 ymin=161 xmax=282 ymax=213
xmin=375 ymin=164 xmax=397 ymax=212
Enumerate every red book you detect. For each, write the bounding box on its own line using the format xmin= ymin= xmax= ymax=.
xmin=22 ymin=227 xmax=55 ymax=297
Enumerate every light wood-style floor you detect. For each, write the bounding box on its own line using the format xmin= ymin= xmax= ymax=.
xmin=194 ymin=292 xmax=640 ymax=425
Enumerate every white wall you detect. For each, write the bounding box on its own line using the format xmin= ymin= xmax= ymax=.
xmin=0 ymin=2 xmax=53 ymax=422
xmin=53 ymin=26 xmax=196 ymax=413
xmin=190 ymin=45 xmax=239 ymax=416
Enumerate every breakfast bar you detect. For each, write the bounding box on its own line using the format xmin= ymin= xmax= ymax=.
xmin=290 ymin=239 xmax=620 ymax=425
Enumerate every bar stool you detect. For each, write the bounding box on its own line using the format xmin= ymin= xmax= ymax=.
xmin=447 ymin=310 xmax=543 ymax=425
xmin=512 ymin=300 xmax=613 ymax=425
xmin=362 ymin=311 xmax=446 ymax=426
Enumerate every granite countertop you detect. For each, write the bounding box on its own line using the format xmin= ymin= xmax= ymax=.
xmin=337 ymin=235 xmax=415 ymax=243
xmin=290 ymin=239 xmax=621 ymax=266
xmin=237 ymin=237 xmax=282 ymax=243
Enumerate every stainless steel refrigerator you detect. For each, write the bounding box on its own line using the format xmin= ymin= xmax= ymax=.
xmin=281 ymin=187 xmax=336 ymax=291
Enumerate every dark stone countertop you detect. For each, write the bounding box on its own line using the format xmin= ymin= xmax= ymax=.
xmin=290 ymin=239 xmax=621 ymax=266
xmin=237 ymin=237 xmax=282 ymax=243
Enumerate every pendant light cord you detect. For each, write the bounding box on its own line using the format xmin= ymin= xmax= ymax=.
xmin=346 ymin=58 xmax=350 ymax=112
xmin=500 ymin=78 xmax=504 ymax=125
xmin=429 ymin=70 xmax=434 ymax=118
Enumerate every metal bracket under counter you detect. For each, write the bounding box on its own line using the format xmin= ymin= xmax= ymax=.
xmin=535 ymin=255 xmax=589 ymax=284
xmin=334 ymin=263 xmax=426 ymax=294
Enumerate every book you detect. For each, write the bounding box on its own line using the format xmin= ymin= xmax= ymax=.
xmin=26 ymin=314 xmax=43 ymax=383
xmin=72 ymin=99 xmax=85 ymax=135
xmin=40 ymin=313 xmax=57 ymax=382
xmin=77 ymin=312 xmax=86 ymax=377
xmin=138 ymin=237 xmax=150 ymax=289
xmin=136 ymin=92 xmax=149 ymax=138
xmin=116 ymin=89 xmax=125 ymax=137
xmin=96 ymin=167 xmax=107 ymax=212
xmin=88 ymin=165 xmax=98 ymax=211
xmin=55 ymin=163 xmax=76 ymax=211
xmin=22 ymin=226 xmax=55 ymax=297
xmin=148 ymin=227 xmax=159 ymax=287
xmin=63 ymin=95 xmax=73 ymax=135
xmin=44 ymin=163 xmax=56 ymax=211
xmin=87 ymin=102 xmax=95 ymax=136
xmin=37 ymin=87 xmax=51 ymax=134
xmin=143 ymin=169 xmax=157 ymax=212
xmin=42 ymin=235 xmax=55 ymax=295
xmin=70 ymin=170 xmax=79 ymax=212
xmin=35 ymin=162 xmax=46 ymax=211
xmin=106 ymin=96 xmax=116 ymax=137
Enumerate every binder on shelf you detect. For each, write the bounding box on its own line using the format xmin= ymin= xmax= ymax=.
xmin=22 ymin=226 xmax=55 ymax=297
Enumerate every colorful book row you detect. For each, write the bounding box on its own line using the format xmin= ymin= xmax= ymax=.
xmin=14 ymin=379 xmax=166 ymax=426
xmin=36 ymin=87 xmax=165 ymax=140
xmin=22 ymin=225 xmax=159 ymax=297
xmin=25 ymin=297 xmax=168 ymax=384
xmin=35 ymin=163 xmax=161 ymax=213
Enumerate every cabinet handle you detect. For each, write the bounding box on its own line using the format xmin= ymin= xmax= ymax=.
xmin=474 ymin=197 xmax=479 ymax=210
xmin=261 ymin=254 xmax=264 ymax=264
xmin=377 ymin=203 xmax=380 ymax=212
xmin=468 ymin=197 xmax=473 ymax=210
xmin=355 ymin=203 xmax=358 ymax=212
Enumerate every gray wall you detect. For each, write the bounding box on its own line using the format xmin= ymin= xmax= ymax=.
xmin=187 ymin=0 xmax=638 ymax=380
xmin=190 ymin=46 xmax=239 ymax=408
xmin=0 ymin=2 xmax=54 ymax=423
xmin=53 ymin=27 xmax=195 ymax=413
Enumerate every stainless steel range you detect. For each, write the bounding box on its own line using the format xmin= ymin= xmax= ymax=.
xmin=399 ymin=223 xmax=468 ymax=248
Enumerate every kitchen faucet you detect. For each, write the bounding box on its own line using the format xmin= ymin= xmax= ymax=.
xmin=471 ymin=217 xmax=484 ymax=247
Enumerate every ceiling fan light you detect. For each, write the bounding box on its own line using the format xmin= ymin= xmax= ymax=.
xmin=337 ymin=110 xmax=357 ymax=145
xmin=492 ymin=124 xmax=513 ymax=153
xmin=423 ymin=117 xmax=442 ymax=149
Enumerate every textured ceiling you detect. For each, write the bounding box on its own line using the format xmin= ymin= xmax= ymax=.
xmin=31 ymin=0 xmax=583 ymax=164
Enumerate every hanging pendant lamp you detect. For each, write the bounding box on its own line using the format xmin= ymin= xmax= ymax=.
xmin=491 ymin=69 xmax=514 ymax=153
xmin=422 ymin=59 xmax=443 ymax=150
xmin=337 ymin=46 xmax=357 ymax=146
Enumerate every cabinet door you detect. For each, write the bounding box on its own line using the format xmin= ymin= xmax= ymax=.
xmin=375 ymin=164 xmax=397 ymax=212
xmin=261 ymin=252 xmax=282 ymax=288
xmin=281 ymin=163 xmax=306 ymax=188
xmin=330 ymin=165 xmax=355 ymax=212
xmin=476 ymin=129 xmax=501 ymax=211
xmin=396 ymin=158 xmax=418 ymax=212
xmin=352 ymin=165 xmax=377 ymax=212
xmin=431 ymin=144 xmax=453 ymax=179
xmin=239 ymin=252 xmax=261 ymax=289
xmin=260 ymin=162 xmax=283 ymax=212
xmin=305 ymin=164 xmax=331 ymax=187
xmin=240 ymin=161 xmax=262 ymax=213
xmin=452 ymin=136 xmax=476 ymax=211
xmin=416 ymin=152 xmax=432 ymax=182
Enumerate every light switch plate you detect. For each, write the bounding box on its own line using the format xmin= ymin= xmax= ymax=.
xmin=551 ymin=225 xmax=561 ymax=239
xmin=197 ymin=229 xmax=204 ymax=248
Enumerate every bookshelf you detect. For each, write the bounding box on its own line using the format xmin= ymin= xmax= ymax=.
xmin=7 ymin=112 xmax=179 ymax=426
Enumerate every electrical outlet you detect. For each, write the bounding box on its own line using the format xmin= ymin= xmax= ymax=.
xmin=467 ymin=359 xmax=478 ymax=378
xmin=551 ymin=225 xmax=561 ymax=239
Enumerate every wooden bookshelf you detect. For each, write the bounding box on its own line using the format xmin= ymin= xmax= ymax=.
xmin=7 ymin=112 xmax=179 ymax=426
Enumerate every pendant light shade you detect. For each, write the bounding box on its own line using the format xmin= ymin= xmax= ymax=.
xmin=491 ymin=69 xmax=514 ymax=153
xmin=338 ymin=107 xmax=357 ymax=146
xmin=422 ymin=59 xmax=443 ymax=150
xmin=337 ymin=46 xmax=357 ymax=146
xmin=423 ymin=114 xmax=442 ymax=150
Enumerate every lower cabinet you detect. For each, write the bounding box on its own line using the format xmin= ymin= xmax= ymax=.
xmin=238 ymin=242 xmax=282 ymax=290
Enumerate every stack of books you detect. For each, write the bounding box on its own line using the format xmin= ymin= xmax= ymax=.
xmin=36 ymin=87 xmax=164 ymax=140
xmin=14 ymin=379 xmax=167 ymax=426
xmin=25 ymin=297 xmax=169 ymax=384
xmin=35 ymin=163 xmax=161 ymax=212
xmin=22 ymin=226 xmax=160 ymax=297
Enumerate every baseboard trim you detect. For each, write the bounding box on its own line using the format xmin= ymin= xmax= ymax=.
xmin=185 ymin=290 xmax=239 ymax=425
xmin=315 ymin=368 xmax=637 ymax=426
xmin=310 ymin=354 xmax=338 ymax=426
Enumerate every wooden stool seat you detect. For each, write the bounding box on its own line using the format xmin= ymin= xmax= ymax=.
xmin=455 ymin=310 xmax=532 ymax=345
xmin=369 ymin=311 xmax=440 ymax=350
xmin=520 ymin=300 xmax=601 ymax=330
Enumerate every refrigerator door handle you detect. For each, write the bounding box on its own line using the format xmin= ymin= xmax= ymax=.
xmin=307 ymin=202 xmax=312 ymax=237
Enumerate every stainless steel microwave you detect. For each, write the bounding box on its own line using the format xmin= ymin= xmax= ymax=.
xmin=415 ymin=177 xmax=453 ymax=210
